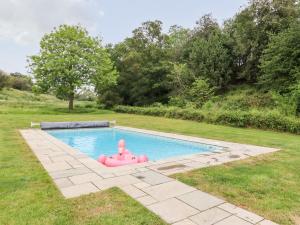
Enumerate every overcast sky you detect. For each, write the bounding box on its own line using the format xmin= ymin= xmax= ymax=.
xmin=0 ymin=0 xmax=248 ymax=74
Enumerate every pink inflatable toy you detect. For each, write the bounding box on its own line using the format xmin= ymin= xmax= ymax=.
xmin=97 ymin=139 xmax=148 ymax=167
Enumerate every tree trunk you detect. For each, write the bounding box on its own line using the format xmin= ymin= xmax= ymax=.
xmin=68 ymin=93 xmax=74 ymax=111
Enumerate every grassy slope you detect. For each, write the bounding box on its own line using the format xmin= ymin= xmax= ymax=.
xmin=201 ymin=85 xmax=296 ymax=116
xmin=1 ymin=89 xmax=299 ymax=224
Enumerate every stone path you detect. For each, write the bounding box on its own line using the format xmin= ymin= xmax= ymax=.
xmin=20 ymin=127 xmax=279 ymax=225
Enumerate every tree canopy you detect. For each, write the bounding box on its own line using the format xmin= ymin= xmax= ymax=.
xmin=260 ymin=22 xmax=300 ymax=92
xmin=107 ymin=21 xmax=171 ymax=106
xmin=99 ymin=0 xmax=300 ymax=110
xmin=26 ymin=0 xmax=300 ymax=114
xmin=29 ymin=24 xmax=118 ymax=110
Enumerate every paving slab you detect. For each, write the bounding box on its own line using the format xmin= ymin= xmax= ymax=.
xmin=148 ymin=198 xmax=199 ymax=223
xmin=114 ymin=169 xmax=136 ymax=176
xmin=214 ymin=215 xmax=252 ymax=225
xmin=172 ymin=219 xmax=197 ymax=225
xmin=143 ymin=180 xmax=195 ymax=201
xmin=218 ymin=203 xmax=264 ymax=224
xmin=78 ymin=158 xmax=103 ymax=169
xmin=136 ymin=167 xmax=149 ymax=172
xmin=190 ymin=208 xmax=230 ymax=225
xmin=43 ymin=162 xmax=72 ymax=172
xmin=53 ymin=178 xmax=73 ymax=188
xmin=92 ymin=175 xmax=141 ymax=190
xmin=133 ymin=182 xmax=151 ymax=189
xmin=183 ymin=161 xmax=206 ymax=168
xmin=65 ymin=159 xmax=86 ymax=168
xmin=136 ymin=195 xmax=158 ymax=206
xmin=91 ymin=170 xmax=115 ymax=178
xmin=177 ymin=190 xmax=224 ymax=211
xmin=60 ymin=182 xmax=99 ymax=198
xmin=258 ymin=219 xmax=279 ymax=225
xmin=69 ymin=172 xmax=103 ymax=184
xmin=133 ymin=170 xmax=173 ymax=185
xmin=50 ymin=155 xmax=75 ymax=162
xmin=49 ymin=167 xmax=91 ymax=179
xmin=120 ymin=185 xmax=147 ymax=198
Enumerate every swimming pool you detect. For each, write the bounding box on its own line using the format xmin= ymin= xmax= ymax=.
xmin=47 ymin=128 xmax=222 ymax=161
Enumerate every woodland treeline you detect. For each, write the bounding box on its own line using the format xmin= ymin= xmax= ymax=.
xmin=101 ymin=0 xmax=300 ymax=115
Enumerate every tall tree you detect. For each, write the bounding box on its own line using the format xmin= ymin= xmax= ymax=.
xmin=166 ymin=25 xmax=190 ymax=62
xmin=184 ymin=15 xmax=234 ymax=91
xmin=108 ymin=21 xmax=171 ymax=106
xmin=226 ymin=0 xmax=300 ymax=82
xmin=29 ymin=25 xmax=118 ymax=110
xmin=259 ymin=22 xmax=300 ymax=92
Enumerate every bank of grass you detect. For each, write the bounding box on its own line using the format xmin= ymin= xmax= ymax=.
xmin=1 ymin=89 xmax=300 ymax=224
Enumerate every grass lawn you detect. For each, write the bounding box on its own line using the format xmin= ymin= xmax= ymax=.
xmin=0 ymin=90 xmax=167 ymax=225
xmin=1 ymin=89 xmax=299 ymax=225
xmin=0 ymin=119 xmax=167 ymax=225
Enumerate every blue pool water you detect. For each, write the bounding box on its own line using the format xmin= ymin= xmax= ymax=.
xmin=47 ymin=128 xmax=221 ymax=161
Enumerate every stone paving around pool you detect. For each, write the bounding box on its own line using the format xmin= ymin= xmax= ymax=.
xmin=20 ymin=126 xmax=280 ymax=225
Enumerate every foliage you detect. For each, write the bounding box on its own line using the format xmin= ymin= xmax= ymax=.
xmin=292 ymin=81 xmax=300 ymax=116
xmin=259 ymin=22 xmax=300 ymax=92
xmin=8 ymin=72 xmax=33 ymax=91
xmin=185 ymin=15 xmax=234 ymax=90
xmin=202 ymin=86 xmax=297 ymax=116
xmin=75 ymin=87 xmax=97 ymax=101
xmin=114 ymin=105 xmax=300 ymax=134
xmin=186 ymin=79 xmax=214 ymax=108
xmin=166 ymin=25 xmax=190 ymax=62
xmin=0 ymin=70 xmax=9 ymax=90
xmin=0 ymin=71 xmax=32 ymax=91
xmin=99 ymin=2 xmax=300 ymax=107
xmin=28 ymin=24 xmax=118 ymax=110
xmin=167 ymin=63 xmax=193 ymax=97
xmin=225 ymin=0 xmax=300 ymax=82
xmin=105 ymin=21 xmax=171 ymax=106
xmin=97 ymin=86 xmax=123 ymax=108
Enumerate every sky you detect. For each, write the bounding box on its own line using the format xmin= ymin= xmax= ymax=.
xmin=0 ymin=0 xmax=248 ymax=74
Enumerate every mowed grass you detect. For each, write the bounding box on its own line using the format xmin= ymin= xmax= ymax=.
xmin=1 ymin=89 xmax=300 ymax=224
xmin=0 ymin=90 xmax=166 ymax=225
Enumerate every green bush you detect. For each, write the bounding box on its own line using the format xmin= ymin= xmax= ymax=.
xmin=186 ymin=79 xmax=214 ymax=108
xmin=8 ymin=73 xmax=33 ymax=91
xmin=0 ymin=70 xmax=9 ymax=90
xmin=200 ymin=86 xmax=297 ymax=116
xmin=114 ymin=105 xmax=300 ymax=134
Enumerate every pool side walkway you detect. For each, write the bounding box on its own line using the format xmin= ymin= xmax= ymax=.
xmin=20 ymin=127 xmax=279 ymax=225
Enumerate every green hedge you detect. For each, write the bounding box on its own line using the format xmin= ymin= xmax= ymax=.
xmin=114 ymin=105 xmax=300 ymax=134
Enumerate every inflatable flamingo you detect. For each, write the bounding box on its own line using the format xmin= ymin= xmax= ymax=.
xmin=98 ymin=139 xmax=148 ymax=167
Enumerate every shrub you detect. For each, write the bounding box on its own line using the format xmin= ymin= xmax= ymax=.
xmin=9 ymin=73 xmax=33 ymax=91
xmin=114 ymin=105 xmax=300 ymax=134
xmin=186 ymin=79 xmax=214 ymax=108
xmin=0 ymin=70 xmax=9 ymax=90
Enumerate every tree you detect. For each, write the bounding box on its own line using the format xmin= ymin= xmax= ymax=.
xmin=185 ymin=15 xmax=234 ymax=91
xmin=166 ymin=25 xmax=190 ymax=62
xmin=107 ymin=21 xmax=171 ymax=106
xmin=186 ymin=79 xmax=214 ymax=108
xmin=29 ymin=24 xmax=118 ymax=110
xmin=167 ymin=63 xmax=193 ymax=97
xmin=9 ymin=72 xmax=33 ymax=91
xmin=259 ymin=22 xmax=300 ymax=92
xmin=225 ymin=0 xmax=300 ymax=82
